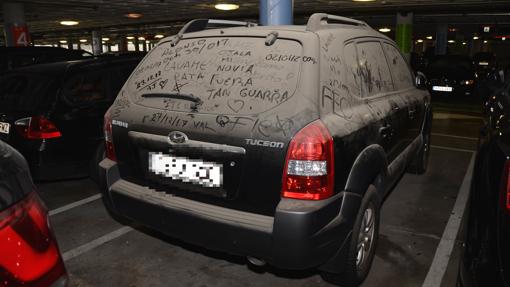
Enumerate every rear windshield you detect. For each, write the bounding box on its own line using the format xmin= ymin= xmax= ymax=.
xmin=127 ymin=37 xmax=303 ymax=115
xmin=0 ymin=73 xmax=55 ymax=112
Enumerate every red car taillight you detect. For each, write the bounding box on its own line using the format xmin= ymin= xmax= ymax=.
xmin=103 ymin=108 xmax=116 ymax=161
xmin=14 ymin=116 xmax=61 ymax=139
xmin=0 ymin=192 xmax=67 ymax=286
xmin=282 ymin=120 xmax=334 ymax=200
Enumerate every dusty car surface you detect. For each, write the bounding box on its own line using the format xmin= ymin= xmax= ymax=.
xmin=99 ymin=14 xmax=432 ymax=286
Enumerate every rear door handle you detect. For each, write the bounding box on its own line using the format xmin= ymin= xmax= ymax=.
xmin=379 ymin=125 xmax=392 ymax=139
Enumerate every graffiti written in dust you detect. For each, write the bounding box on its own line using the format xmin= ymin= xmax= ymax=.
xmin=111 ymin=92 xmax=130 ymax=118
xmin=141 ymin=112 xmax=216 ymax=132
xmin=322 ymin=33 xmax=334 ymax=53
xmin=214 ymin=114 xmax=294 ymax=137
xmin=322 ymin=85 xmax=355 ymax=120
xmin=135 ymin=71 xmax=162 ymax=91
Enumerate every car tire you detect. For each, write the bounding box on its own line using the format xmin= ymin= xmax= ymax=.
xmin=409 ymin=131 xmax=430 ymax=175
xmin=321 ymin=186 xmax=380 ymax=287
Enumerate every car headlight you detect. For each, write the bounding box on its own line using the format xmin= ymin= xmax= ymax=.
xmin=460 ymin=80 xmax=475 ymax=85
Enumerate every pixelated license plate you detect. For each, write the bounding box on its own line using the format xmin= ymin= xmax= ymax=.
xmin=432 ymin=86 xmax=453 ymax=92
xmin=148 ymin=152 xmax=222 ymax=188
xmin=0 ymin=122 xmax=10 ymax=134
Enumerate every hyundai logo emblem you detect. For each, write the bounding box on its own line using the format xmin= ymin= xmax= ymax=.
xmin=168 ymin=131 xmax=187 ymax=144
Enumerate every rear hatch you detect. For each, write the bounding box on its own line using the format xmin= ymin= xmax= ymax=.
xmin=111 ymin=30 xmax=319 ymax=215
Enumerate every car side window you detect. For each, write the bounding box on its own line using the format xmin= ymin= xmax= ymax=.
xmin=343 ymin=42 xmax=361 ymax=98
xmin=383 ymin=43 xmax=413 ymax=90
xmin=356 ymin=41 xmax=393 ymax=97
xmin=62 ymin=70 xmax=106 ymax=104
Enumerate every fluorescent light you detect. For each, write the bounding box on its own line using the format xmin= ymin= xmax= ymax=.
xmin=378 ymin=27 xmax=391 ymax=33
xmin=126 ymin=36 xmax=135 ymax=40
xmin=416 ymin=39 xmax=423 ymax=43
xmin=138 ymin=37 xmax=145 ymax=41
xmin=214 ymin=3 xmax=240 ymax=10
xmin=145 ymin=40 xmax=150 ymax=44
xmin=154 ymin=34 xmax=164 ymax=39
xmin=79 ymin=39 xmax=87 ymax=43
xmin=462 ymin=42 xmax=467 ymax=45
xmin=484 ymin=40 xmax=488 ymax=43
xmin=125 ymin=13 xmax=143 ymax=19
xmin=426 ymin=36 xmax=433 ymax=40
xmin=448 ymin=40 xmax=455 ymax=43
xmin=473 ymin=36 xmax=479 ymax=40
xmin=102 ymin=37 xmax=110 ymax=41
xmin=60 ymin=20 xmax=79 ymax=26
xmin=59 ymin=40 xmax=67 ymax=44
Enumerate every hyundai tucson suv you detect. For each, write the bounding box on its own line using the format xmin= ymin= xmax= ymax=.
xmin=99 ymin=14 xmax=432 ymax=286
xmin=0 ymin=140 xmax=68 ymax=286
xmin=0 ymin=54 xmax=142 ymax=180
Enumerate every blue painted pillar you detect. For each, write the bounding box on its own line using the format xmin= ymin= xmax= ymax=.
xmin=259 ymin=0 xmax=293 ymax=26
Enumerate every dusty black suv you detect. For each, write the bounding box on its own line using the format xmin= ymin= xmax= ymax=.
xmin=99 ymin=14 xmax=432 ymax=287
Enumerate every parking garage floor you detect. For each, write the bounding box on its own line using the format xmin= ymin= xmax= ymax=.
xmin=36 ymin=106 xmax=482 ymax=287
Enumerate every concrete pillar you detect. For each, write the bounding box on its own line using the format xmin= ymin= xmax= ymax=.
xmin=3 ymin=2 xmax=30 ymax=47
xmin=119 ymin=36 xmax=128 ymax=53
xmin=134 ymin=37 xmax=140 ymax=52
xmin=91 ymin=30 xmax=102 ymax=55
xmin=259 ymin=0 xmax=293 ymax=26
xmin=396 ymin=12 xmax=413 ymax=59
xmin=435 ymin=24 xmax=448 ymax=55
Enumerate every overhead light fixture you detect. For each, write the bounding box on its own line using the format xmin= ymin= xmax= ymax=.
xmin=138 ymin=36 xmax=145 ymax=41
xmin=126 ymin=36 xmax=135 ymax=40
xmin=352 ymin=0 xmax=376 ymax=2
xmin=79 ymin=39 xmax=87 ymax=43
xmin=416 ymin=39 xmax=423 ymax=43
xmin=483 ymin=26 xmax=490 ymax=33
xmin=449 ymin=28 xmax=457 ymax=32
xmin=448 ymin=40 xmax=455 ymax=43
xmin=59 ymin=40 xmax=67 ymax=44
xmin=378 ymin=27 xmax=391 ymax=33
xmin=125 ymin=13 xmax=143 ymax=19
xmin=60 ymin=20 xmax=79 ymax=26
xmin=102 ymin=37 xmax=110 ymax=41
xmin=462 ymin=42 xmax=467 ymax=45
xmin=473 ymin=36 xmax=479 ymax=40
xmin=154 ymin=34 xmax=165 ymax=39
xmin=214 ymin=3 xmax=240 ymax=10
xmin=484 ymin=40 xmax=488 ymax=43
xmin=426 ymin=36 xmax=433 ymax=40
xmin=145 ymin=40 xmax=150 ymax=44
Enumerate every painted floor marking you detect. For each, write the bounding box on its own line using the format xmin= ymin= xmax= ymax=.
xmin=422 ymin=153 xmax=475 ymax=287
xmin=62 ymin=226 xmax=133 ymax=262
xmin=431 ymin=133 xmax=478 ymax=141
xmin=431 ymin=145 xmax=475 ymax=153
xmin=49 ymin=194 xmax=102 ymax=216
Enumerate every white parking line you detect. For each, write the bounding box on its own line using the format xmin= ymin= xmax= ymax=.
xmin=431 ymin=145 xmax=475 ymax=153
xmin=49 ymin=194 xmax=102 ymax=216
xmin=422 ymin=153 xmax=475 ymax=287
xmin=62 ymin=226 xmax=133 ymax=262
xmin=431 ymin=133 xmax=478 ymax=141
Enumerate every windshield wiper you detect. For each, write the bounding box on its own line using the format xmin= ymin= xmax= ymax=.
xmin=141 ymin=93 xmax=203 ymax=111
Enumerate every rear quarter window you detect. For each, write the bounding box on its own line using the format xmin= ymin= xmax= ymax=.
xmin=62 ymin=70 xmax=107 ymax=104
xmin=356 ymin=41 xmax=393 ymax=97
xmin=383 ymin=43 xmax=413 ymax=90
xmin=127 ymin=37 xmax=303 ymax=115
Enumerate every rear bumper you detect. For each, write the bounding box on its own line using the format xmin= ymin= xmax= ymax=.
xmin=99 ymin=158 xmax=360 ymax=270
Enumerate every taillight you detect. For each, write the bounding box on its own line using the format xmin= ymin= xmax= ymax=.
xmin=104 ymin=107 xmax=116 ymax=161
xmin=282 ymin=120 xmax=334 ymax=200
xmin=14 ymin=116 xmax=61 ymax=139
xmin=0 ymin=192 xmax=67 ymax=286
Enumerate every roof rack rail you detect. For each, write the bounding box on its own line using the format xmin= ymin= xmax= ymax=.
xmin=306 ymin=13 xmax=369 ymax=32
xmin=178 ymin=19 xmax=257 ymax=37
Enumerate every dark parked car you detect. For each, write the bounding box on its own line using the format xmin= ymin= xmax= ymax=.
xmin=0 ymin=46 xmax=92 ymax=73
xmin=426 ymin=55 xmax=477 ymax=97
xmin=458 ymin=75 xmax=510 ymax=287
xmin=473 ymin=52 xmax=497 ymax=79
xmin=99 ymin=15 xmax=431 ymax=287
xmin=0 ymin=140 xmax=67 ymax=286
xmin=0 ymin=55 xmax=142 ymax=180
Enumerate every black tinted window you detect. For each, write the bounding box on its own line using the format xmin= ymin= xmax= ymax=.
xmin=62 ymin=71 xmax=106 ymax=104
xmin=0 ymin=73 xmax=55 ymax=112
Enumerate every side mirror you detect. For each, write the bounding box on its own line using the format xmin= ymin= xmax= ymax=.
xmin=415 ymin=72 xmax=428 ymax=90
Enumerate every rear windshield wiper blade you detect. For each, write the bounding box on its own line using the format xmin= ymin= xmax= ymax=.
xmin=141 ymin=93 xmax=203 ymax=111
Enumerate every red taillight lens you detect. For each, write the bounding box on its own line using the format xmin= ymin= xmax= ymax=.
xmin=15 ymin=116 xmax=61 ymax=139
xmin=104 ymin=108 xmax=116 ymax=161
xmin=282 ymin=120 xmax=334 ymax=200
xmin=0 ymin=192 xmax=66 ymax=286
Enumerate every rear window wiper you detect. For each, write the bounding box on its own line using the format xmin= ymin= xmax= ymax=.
xmin=141 ymin=93 xmax=203 ymax=111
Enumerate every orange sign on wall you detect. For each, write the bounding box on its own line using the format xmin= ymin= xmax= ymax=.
xmin=11 ymin=25 xmax=30 ymax=47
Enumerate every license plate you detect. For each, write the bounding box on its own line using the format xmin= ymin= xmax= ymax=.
xmin=478 ymin=62 xmax=489 ymax=66
xmin=148 ymin=152 xmax=222 ymax=188
xmin=432 ymin=86 xmax=453 ymax=92
xmin=0 ymin=122 xmax=10 ymax=134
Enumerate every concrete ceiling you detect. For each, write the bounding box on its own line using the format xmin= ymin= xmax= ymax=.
xmin=1 ymin=0 xmax=510 ymax=43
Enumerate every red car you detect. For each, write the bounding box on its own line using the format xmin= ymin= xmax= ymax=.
xmin=0 ymin=141 xmax=67 ymax=286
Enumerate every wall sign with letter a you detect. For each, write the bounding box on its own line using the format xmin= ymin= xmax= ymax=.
xmin=11 ymin=25 xmax=30 ymax=47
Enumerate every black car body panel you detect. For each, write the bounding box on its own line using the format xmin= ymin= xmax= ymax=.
xmin=100 ymin=20 xmax=431 ymax=272
xmin=459 ymin=79 xmax=510 ymax=287
xmin=0 ymin=55 xmax=142 ymax=180
xmin=426 ymin=55 xmax=477 ymax=97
